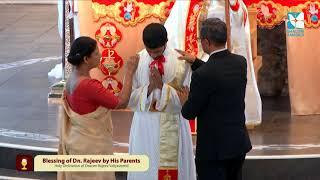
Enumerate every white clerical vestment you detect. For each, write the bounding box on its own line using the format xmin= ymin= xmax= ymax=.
xmin=127 ymin=47 xmax=196 ymax=180
xmin=164 ymin=0 xmax=262 ymax=126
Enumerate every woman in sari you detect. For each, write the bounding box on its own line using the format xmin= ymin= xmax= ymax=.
xmin=58 ymin=36 xmax=138 ymax=180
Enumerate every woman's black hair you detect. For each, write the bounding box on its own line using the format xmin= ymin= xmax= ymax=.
xmin=67 ymin=36 xmax=97 ymax=66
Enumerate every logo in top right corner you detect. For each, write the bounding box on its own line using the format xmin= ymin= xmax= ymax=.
xmin=287 ymin=12 xmax=305 ymax=37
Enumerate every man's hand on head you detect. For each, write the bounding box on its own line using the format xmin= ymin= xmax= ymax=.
xmin=175 ymin=49 xmax=196 ymax=64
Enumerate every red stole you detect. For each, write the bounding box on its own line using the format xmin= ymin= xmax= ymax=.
xmin=149 ymin=55 xmax=166 ymax=76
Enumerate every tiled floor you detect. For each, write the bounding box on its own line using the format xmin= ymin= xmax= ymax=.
xmin=0 ymin=4 xmax=61 ymax=148
xmin=0 ymin=4 xmax=61 ymax=63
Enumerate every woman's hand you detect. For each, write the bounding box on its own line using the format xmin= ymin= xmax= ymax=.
xmin=126 ymin=54 xmax=139 ymax=74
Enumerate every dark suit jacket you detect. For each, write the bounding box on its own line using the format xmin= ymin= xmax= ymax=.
xmin=181 ymin=49 xmax=252 ymax=160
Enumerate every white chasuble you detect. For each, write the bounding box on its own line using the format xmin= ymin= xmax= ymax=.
xmin=164 ymin=0 xmax=262 ymax=126
xmin=127 ymin=47 xmax=196 ymax=180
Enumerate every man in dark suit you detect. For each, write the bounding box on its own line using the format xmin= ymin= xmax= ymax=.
xmin=176 ymin=18 xmax=252 ymax=180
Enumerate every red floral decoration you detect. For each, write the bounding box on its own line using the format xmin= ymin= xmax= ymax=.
xmin=91 ymin=0 xmax=174 ymax=26
xmin=119 ymin=1 xmax=140 ymax=23
xmin=99 ymin=49 xmax=124 ymax=76
xmin=102 ymin=75 xmax=123 ymax=96
xmin=95 ymin=22 xmax=122 ymax=48
xmin=257 ymin=3 xmax=277 ymax=24
xmin=302 ymin=2 xmax=320 ymax=28
xmin=185 ymin=0 xmax=204 ymax=56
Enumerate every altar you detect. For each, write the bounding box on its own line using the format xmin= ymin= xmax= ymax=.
xmin=52 ymin=0 xmax=320 ymax=140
